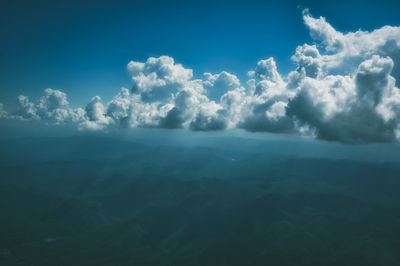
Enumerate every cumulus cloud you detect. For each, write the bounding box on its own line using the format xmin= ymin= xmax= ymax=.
xmin=2 ymin=10 xmax=400 ymax=143
xmin=302 ymin=9 xmax=345 ymax=52
xmin=15 ymin=95 xmax=39 ymax=120
xmin=203 ymin=71 xmax=241 ymax=101
xmin=9 ymin=89 xmax=85 ymax=124
xmin=285 ymin=11 xmax=400 ymax=142
xmin=79 ymin=96 xmax=111 ymax=130
xmin=0 ymin=104 xmax=8 ymax=119
xmin=127 ymin=56 xmax=193 ymax=103
xmin=248 ymin=58 xmax=283 ymax=83
xmin=239 ymin=57 xmax=296 ymax=133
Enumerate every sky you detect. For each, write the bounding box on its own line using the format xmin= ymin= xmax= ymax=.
xmin=1 ymin=0 xmax=400 ymax=143
xmin=1 ymin=0 xmax=400 ymax=104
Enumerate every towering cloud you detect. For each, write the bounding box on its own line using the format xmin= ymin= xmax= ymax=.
xmin=2 ymin=10 xmax=400 ymax=143
xmin=285 ymin=10 xmax=400 ymax=142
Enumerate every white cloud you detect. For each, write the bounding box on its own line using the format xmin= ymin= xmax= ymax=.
xmin=0 ymin=104 xmax=8 ymax=119
xmin=203 ymin=71 xmax=240 ymax=101
xmin=80 ymin=96 xmax=112 ymax=130
xmin=291 ymin=44 xmax=322 ymax=79
xmin=9 ymin=89 xmax=85 ymax=125
xmin=285 ymin=11 xmax=400 ymax=142
xmin=128 ymin=56 xmax=193 ymax=103
xmin=248 ymin=57 xmax=283 ymax=83
xmin=2 ymin=10 xmax=400 ymax=143
xmin=15 ymin=95 xmax=39 ymax=120
xmin=239 ymin=57 xmax=296 ymax=133
xmin=302 ymin=9 xmax=345 ymax=52
xmin=106 ymin=88 xmax=131 ymax=123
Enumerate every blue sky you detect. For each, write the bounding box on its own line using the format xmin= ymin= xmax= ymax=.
xmin=1 ymin=0 xmax=400 ymax=106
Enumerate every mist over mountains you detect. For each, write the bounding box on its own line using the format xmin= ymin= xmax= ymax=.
xmin=1 ymin=134 xmax=400 ymax=265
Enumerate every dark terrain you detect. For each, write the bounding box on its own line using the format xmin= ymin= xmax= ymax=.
xmin=0 ymin=136 xmax=400 ymax=266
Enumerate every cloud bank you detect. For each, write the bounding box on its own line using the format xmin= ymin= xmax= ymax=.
xmin=2 ymin=10 xmax=400 ymax=143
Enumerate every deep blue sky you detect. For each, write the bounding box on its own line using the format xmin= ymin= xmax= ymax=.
xmin=1 ymin=0 xmax=400 ymax=107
